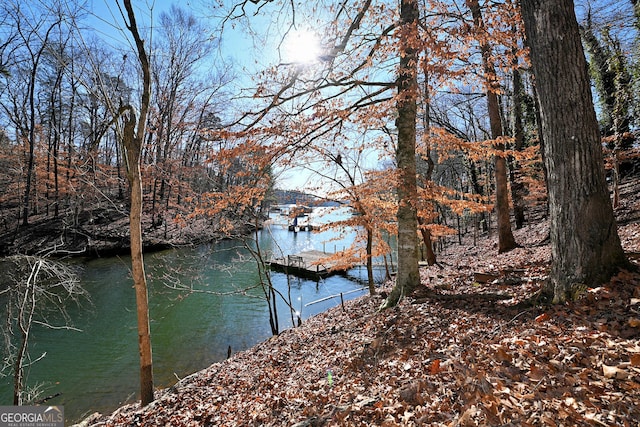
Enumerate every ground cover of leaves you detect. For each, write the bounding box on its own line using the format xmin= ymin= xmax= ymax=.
xmin=85 ymin=184 xmax=640 ymax=426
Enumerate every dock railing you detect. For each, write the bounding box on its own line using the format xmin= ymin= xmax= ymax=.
xmin=287 ymin=254 xmax=327 ymax=273
xmin=287 ymin=255 xmax=304 ymax=268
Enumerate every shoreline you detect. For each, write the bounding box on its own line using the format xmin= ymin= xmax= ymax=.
xmin=0 ymin=207 xmax=257 ymax=259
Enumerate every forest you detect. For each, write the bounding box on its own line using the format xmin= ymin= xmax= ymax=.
xmin=0 ymin=1 xmax=637 ymax=263
xmin=1 ymin=0 xmax=640 ymax=425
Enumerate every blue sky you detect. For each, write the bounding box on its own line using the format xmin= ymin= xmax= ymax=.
xmin=80 ymin=0 xmax=637 ymax=192
xmin=83 ymin=0 xmax=638 ymax=73
xmin=77 ymin=0 xmax=316 ymax=190
xmin=85 ymin=0 xmax=282 ymax=73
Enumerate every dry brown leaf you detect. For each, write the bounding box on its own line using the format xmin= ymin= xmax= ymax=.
xmin=495 ymin=346 xmax=512 ymax=363
xmin=535 ymin=312 xmax=550 ymax=322
xmin=449 ymin=406 xmax=476 ymax=427
xmin=429 ymin=359 xmax=442 ymax=375
xmin=529 ymin=363 xmax=546 ymax=380
xmin=602 ymin=364 xmax=628 ymax=379
xmin=628 ymin=317 xmax=640 ymax=328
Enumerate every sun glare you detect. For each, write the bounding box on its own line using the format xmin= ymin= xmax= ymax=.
xmin=285 ymin=30 xmax=321 ymax=64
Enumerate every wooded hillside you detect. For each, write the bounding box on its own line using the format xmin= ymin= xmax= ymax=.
xmin=2 ymin=0 xmax=640 ymax=419
xmin=82 ymin=173 xmax=640 ymax=426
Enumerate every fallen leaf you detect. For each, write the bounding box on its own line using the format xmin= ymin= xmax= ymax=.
xmin=602 ymin=365 xmax=618 ymax=378
xmin=602 ymin=364 xmax=628 ymax=379
xmin=495 ymin=346 xmax=512 ymax=363
xmin=535 ymin=313 xmax=549 ymax=323
xmin=529 ymin=363 xmax=546 ymax=380
xmin=429 ymin=359 xmax=441 ymax=375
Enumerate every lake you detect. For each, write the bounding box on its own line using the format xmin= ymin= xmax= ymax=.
xmin=0 ymin=208 xmax=389 ymax=423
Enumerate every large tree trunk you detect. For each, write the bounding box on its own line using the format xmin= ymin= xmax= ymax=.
xmin=520 ymin=0 xmax=627 ymax=303
xmin=122 ymin=0 xmax=154 ymax=406
xmin=467 ymin=0 xmax=517 ymax=253
xmin=382 ymin=0 xmax=421 ymax=308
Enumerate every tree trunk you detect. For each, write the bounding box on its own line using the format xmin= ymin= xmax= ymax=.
xmin=418 ymin=216 xmax=436 ymax=265
xmin=122 ymin=111 xmax=154 ymax=406
xmin=467 ymin=0 xmax=517 ymax=253
xmin=509 ymin=25 xmax=526 ymax=229
xmin=51 ymin=70 xmax=62 ymax=219
xmin=383 ymin=0 xmax=421 ymax=308
xmin=509 ymin=25 xmax=527 ymax=230
xmin=122 ymin=0 xmax=154 ymax=406
xmin=366 ymin=226 xmax=375 ymax=295
xmin=22 ymin=66 xmax=38 ymax=226
xmin=468 ymin=160 xmax=488 ymax=232
xmin=520 ymin=0 xmax=628 ymax=303
xmin=418 ymin=68 xmax=437 ymax=266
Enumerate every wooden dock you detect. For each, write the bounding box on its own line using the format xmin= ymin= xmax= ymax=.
xmin=268 ymin=250 xmax=345 ymax=279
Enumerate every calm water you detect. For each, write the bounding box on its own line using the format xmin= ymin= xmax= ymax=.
xmin=0 ymin=208 xmax=387 ymax=423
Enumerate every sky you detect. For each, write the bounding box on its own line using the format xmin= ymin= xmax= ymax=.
xmin=78 ymin=0 xmax=321 ymax=190
xmin=78 ymin=0 xmax=637 ymax=192
xmin=85 ymin=0 xmax=293 ymax=78
xmin=84 ymin=0 xmax=637 ymax=58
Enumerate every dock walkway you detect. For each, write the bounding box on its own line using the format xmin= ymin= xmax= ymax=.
xmin=269 ymin=250 xmax=345 ymax=279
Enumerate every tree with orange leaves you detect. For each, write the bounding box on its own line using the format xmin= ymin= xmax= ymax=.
xmin=466 ymin=0 xmax=517 ymax=253
xmin=220 ymin=0 xmax=539 ymax=307
xmin=298 ymin=142 xmax=398 ymax=294
xmin=222 ymin=0 xmax=430 ymax=308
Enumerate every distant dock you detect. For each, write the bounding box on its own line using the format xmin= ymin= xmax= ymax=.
xmin=269 ymin=250 xmax=346 ymax=279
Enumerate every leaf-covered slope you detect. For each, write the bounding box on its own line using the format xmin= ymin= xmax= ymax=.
xmin=83 ymin=175 xmax=640 ymax=427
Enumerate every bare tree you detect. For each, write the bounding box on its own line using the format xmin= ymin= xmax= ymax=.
xmin=0 ymin=255 xmax=87 ymax=405
xmin=116 ymin=0 xmax=155 ymax=407
xmin=0 ymin=2 xmax=62 ymax=225
xmin=148 ymin=5 xmax=220 ymax=223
